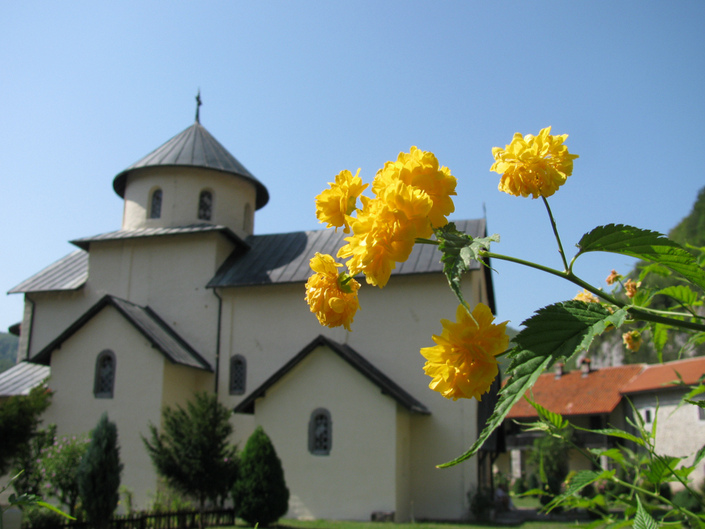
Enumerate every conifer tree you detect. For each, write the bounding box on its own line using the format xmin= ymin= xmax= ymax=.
xmin=78 ymin=413 xmax=123 ymax=529
xmin=233 ymin=426 xmax=289 ymax=527
xmin=142 ymin=392 xmax=238 ymax=520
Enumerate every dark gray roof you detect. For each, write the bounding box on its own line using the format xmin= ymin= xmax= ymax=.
xmin=0 ymin=362 xmax=50 ymax=397
xmin=113 ymin=122 xmax=269 ymax=210
xmin=8 ymin=250 xmax=88 ymax=294
xmin=70 ymin=224 xmax=248 ymax=251
xmin=208 ymin=218 xmax=486 ymax=288
xmin=32 ymin=295 xmax=212 ymax=371
xmin=234 ymin=335 xmax=430 ymax=415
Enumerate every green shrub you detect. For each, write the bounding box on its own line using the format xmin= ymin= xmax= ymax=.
xmin=232 ymin=427 xmax=289 ymax=527
xmin=468 ymin=486 xmax=493 ymax=521
xmin=22 ymin=505 xmax=64 ymax=529
xmin=512 ymin=476 xmax=527 ymax=495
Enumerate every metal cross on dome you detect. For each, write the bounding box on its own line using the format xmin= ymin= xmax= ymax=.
xmin=195 ymin=90 xmax=202 ymax=123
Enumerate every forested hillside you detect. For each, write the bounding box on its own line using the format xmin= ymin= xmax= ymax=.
xmin=0 ymin=332 xmax=19 ymax=373
xmin=586 ymin=186 xmax=705 ymax=366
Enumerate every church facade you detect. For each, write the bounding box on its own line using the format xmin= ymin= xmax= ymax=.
xmin=9 ymin=117 xmax=496 ymax=521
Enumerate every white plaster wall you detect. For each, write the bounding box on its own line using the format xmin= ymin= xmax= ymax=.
xmin=122 ymin=166 xmax=257 ymax=239
xmin=254 ymin=345 xmax=401 ymax=521
xmin=221 ymin=272 xmax=480 ymax=520
xmin=42 ymin=306 xmax=177 ymax=509
xmin=631 ymin=390 xmax=705 ymax=488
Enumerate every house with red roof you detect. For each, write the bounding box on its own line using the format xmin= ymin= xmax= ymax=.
xmin=496 ymin=356 xmax=705 ymax=489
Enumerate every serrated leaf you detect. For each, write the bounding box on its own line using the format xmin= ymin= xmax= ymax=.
xmin=656 ymin=285 xmax=702 ymax=306
xmin=438 ymin=302 xmax=627 ymax=467
xmin=580 ymin=427 xmax=646 ymax=447
xmin=435 ymin=223 xmax=499 ymax=310
xmin=634 ymin=496 xmax=658 ymax=529
xmin=651 ymin=323 xmax=669 ymax=357
xmin=577 ymin=224 xmax=705 ymax=290
xmin=644 ymin=455 xmax=681 ymax=484
xmin=545 ymin=470 xmax=614 ymax=512
xmin=526 ymin=398 xmax=568 ymax=430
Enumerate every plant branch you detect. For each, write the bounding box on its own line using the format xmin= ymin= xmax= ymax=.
xmin=542 ymin=197 xmax=570 ymax=272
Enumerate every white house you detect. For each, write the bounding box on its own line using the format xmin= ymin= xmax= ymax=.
xmin=6 ymin=114 xmax=498 ymax=521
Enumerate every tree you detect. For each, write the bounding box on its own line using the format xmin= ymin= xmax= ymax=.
xmin=528 ymin=431 xmax=571 ymax=506
xmin=142 ymin=392 xmax=238 ymax=522
xmin=78 ymin=413 xmax=123 ymax=529
xmin=41 ymin=433 xmax=91 ymax=517
xmin=233 ymin=426 xmax=289 ymax=527
xmin=0 ymin=383 xmax=51 ymax=475
xmin=12 ymin=424 xmax=57 ymax=496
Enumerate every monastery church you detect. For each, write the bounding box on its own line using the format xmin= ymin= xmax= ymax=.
xmin=6 ymin=111 xmax=497 ymax=521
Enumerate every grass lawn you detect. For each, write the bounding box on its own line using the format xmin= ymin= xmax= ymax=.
xmin=214 ymin=519 xmax=587 ymax=529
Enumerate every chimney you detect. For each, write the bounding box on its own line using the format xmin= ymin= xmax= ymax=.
xmin=581 ymin=357 xmax=592 ymax=377
xmin=554 ymin=363 xmax=564 ymax=379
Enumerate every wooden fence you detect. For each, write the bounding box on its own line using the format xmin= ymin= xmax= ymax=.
xmin=49 ymin=508 xmax=236 ymax=529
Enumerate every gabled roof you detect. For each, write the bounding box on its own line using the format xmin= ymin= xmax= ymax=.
xmin=113 ymin=122 xmax=269 ymax=210
xmin=208 ymin=218 xmax=487 ymax=288
xmin=70 ymin=223 xmax=248 ymax=251
xmin=8 ymin=250 xmax=88 ymax=294
xmin=234 ymin=335 xmax=431 ymax=415
xmin=506 ymin=364 xmax=644 ymax=418
xmin=620 ymin=356 xmax=705 ymax=394
xmin=32 ymin=295 xmax=212 ymax=371
xmin=0 ymin=362 xmax=50 ymax=397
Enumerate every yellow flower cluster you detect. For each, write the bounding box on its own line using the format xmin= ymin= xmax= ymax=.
xmin=574 ymin=289 xmax=600 ymax=303
xmin=304 ymin=253 xmax=361 ymax=331
xmin=315 ymin=169 xmax=368 ymax=233
xmin=490 ymin=126 xmax=579 ymax=198
xmin=420 ymin=303 xmax=509 ymax=401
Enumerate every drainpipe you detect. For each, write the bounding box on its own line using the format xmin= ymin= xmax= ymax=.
xmin=212 ymin=288 xmax=223 ymax=395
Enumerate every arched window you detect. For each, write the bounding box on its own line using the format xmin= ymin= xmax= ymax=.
xmin=94 ymin=350 xmax=116 ymax=399
xmin=308 ymin=408 xmax=332 ymax=455
xmin=149 ymin=189 xmax=163 ymax=219
xmin=229 ymin=355 xmax=246 ymax=395
xmin=198 ymin=190 xmax=213 ymax=221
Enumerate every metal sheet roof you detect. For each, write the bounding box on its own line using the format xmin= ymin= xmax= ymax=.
xmin=0 ymin=362 xmax=50 ymax=397
xmin=113 ymin=123 xmax=269 ymax=210
xmin=32 ymin=295 xmax=212 ymax=371
xmin=70 ymin=223 xmax=247 ymax=251
xmin=208 ymin=218 xmax=486 ymax=288
xmin=234 ymin=335 xmax=430 ymax=415
xmin=8 ymin=250 xmax=88 ymax=294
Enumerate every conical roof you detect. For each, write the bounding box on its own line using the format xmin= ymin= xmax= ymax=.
xmin=113 ymin=122 xmax=269 ymax=210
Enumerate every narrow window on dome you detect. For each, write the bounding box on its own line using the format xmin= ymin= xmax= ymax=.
xmin=243 ymin=203 xmax=253 ymax=233
xmin=229 ymin=355 xmax=246 ymax=395
xmin=308 ymin=408 xmax=332 ymax=455
xmin=198 ymin=190 xmax=213 ymax=221
xmin=149 ymin=189 xmax=163 ymax=219
xmin=94 ymin=349 xmax=116 ymax=399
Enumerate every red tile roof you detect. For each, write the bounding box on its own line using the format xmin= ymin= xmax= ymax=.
xmin=506 ymin=356 xmax=705 ymax=419
xmin=620 ymin=356 xmax=705 ymax=395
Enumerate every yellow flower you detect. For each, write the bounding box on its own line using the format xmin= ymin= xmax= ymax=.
xmin=420 ymin=303 xmax=510 ymax=401
xmin=315 ymin=169 xmax=368 ymax=233
xmin=305 ymin=253 xmax=360 ymax=331
xmin=337 ymin=190 xmax=430 ymax=288
xmin=622 ymin=330 xmax=642 ymax=352
xmin=490 ymin=127 xmax=579 ymax=198
xmin=574 ymin=289 xmax=600 ymax=303
xmin=373 ymin=146 xmax=457 ymax=228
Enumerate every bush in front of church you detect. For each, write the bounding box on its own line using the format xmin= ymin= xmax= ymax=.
xmin=232 ymin=426 xmax=289 ymax=527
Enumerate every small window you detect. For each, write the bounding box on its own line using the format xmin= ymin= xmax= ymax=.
xmin=308 ymin=408 xmax=332 ymax=455
xmin=697 ymin=400 xmax=705 ymax=422
xmin=94 ymin=350 xmax=116 ymax=399
xmin=243 ymin=203 xmax=253 ymax=233
xmin=149 ymin=189 xmax=162 ymax=219
xmin=229 ymin=355 xmax=246 ymax=395
xmin=641 ymin=407 xmax=655 ymax=428
xmin=198 ymin=190 xmax=213 ymax=221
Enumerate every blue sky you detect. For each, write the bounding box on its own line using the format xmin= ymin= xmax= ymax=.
xmin=1 ymin=1 xmax=704 ymax=335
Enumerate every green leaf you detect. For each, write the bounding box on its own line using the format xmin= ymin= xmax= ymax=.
xmin=634 ymin=496 xmax=658 ymax=529
xmin=35 ymin=501 xmax=76 ymax=520
xmin=651 ymin=323 xmax=669 ymax=358
xmin=576 ymin=224 xmax=705 ymax=290
xmin=656 ymin=285 xmax=702 ymax=307
xmin=644 ymin=455 xmax=681 ymax=484
xmin=579 ymin=427 xmax=646 ymax=447
xmin=526 ymin=398 xmax=569 ymax=430
xmin=545 ymin=470 xmax=614 ymax=512
xmin=438 ymin=301 xmax=627 ymax=467
xmin=435 ymin=223 xmax=499 ymax=310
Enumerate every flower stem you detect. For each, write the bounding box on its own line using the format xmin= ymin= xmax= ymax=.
xmin=542 ymin=196 xmax=570 ymax=272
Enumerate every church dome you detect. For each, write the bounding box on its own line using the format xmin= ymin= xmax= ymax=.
xmin=113 ymin=122 xmax=269 ymax=210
